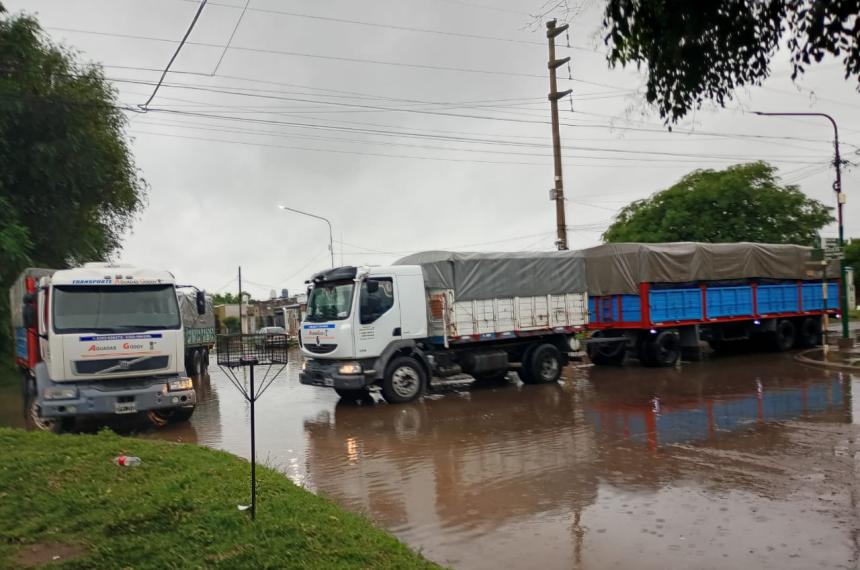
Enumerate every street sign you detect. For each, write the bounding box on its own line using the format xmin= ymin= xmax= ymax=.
xmin=820 ymin=237 xmax=843 ymax=261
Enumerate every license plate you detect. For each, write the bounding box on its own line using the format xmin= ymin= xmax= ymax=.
xmin=324 ymin=378 xmax=334 ymax=387
xmin=115 ymin=402 xmax=137 ymax=414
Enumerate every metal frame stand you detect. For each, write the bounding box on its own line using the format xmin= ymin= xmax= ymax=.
xmin=217 ymin=333 xmax=288 ymax=519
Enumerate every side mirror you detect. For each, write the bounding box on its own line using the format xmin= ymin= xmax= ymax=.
xmin=195 ymin=290 xmax=206 ymax=315
xmin=22 ymin=304 xmax=36 ymax=329
xmin=366 ymin=280 xmax=379 ymax=294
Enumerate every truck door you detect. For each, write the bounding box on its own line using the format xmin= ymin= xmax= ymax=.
xmin=354 ymin=277 xmax=401 ymax=359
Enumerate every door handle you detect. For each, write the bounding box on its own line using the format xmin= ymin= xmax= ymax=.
xmin=392 ymin=327 xmax=401 ymax=336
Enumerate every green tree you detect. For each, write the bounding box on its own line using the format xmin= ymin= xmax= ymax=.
xmin=603 ymin=162 xmax=833 ymax=244
xmin=221 ymin=316 xmax=240 ymax=334
xmin=1 ymin=5 xmax=145 ymax=349
xmin=212 ymin=292 xmax=254 ymax=305
xmin=845 ymin=239 xmax=860 ymax=271
xmin=602 ymin=1 xmax=860 ymax=122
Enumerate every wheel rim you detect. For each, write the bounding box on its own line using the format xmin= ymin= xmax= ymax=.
xmin=29 ymin=399 xmax=55 ymax=432
xmin=539 ymin=356 xmax=559 ymax=381
xmin=391 ymin=366 xmax=420 ymax=398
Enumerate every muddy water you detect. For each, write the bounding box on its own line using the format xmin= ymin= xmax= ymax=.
xmin=2 ymin=351 xmax=858 ymax=569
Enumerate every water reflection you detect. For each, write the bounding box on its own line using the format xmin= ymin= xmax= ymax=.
xmin=1 ymin=351 xmax=857 ymax=569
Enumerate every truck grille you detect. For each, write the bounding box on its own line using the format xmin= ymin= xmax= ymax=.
xmin=304 ymin=343 xmax=337 ymax=354
xmin=74 ymin=356 xmax=170 ymax=375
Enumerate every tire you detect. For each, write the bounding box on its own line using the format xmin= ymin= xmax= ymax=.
xmin=192 ymin=349 xmax=203 ymax=376
xmin=381 ymin=356 xmax=426 ymax=404
xmin=520 ymin=344 xmax=563 ymax=384
xmin=148 ymin=406 xmax=195 ymax=426
xmin=587 ymin=330 xmax=627 ymax=365
xmin=201 ymin=348 xmax=210 ymax=371
xmin=796 ymin=317 xmax=821 ymax=348
xmin=641 ymin=330 xmax=680 ymax=367
xmin=767 ymin=319 xmax=796 ymax=352
xmin=26 ymin=396 xmax=71 ymax=433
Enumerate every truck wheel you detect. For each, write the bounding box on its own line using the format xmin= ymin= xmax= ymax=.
xmin=796 ymin=317 xmax=821 ymax=348
xmin=26 ymin=397 xmax=70 ymax=433
xmin=201 ymin=348 xmax=210 ymax=371
xmin=641 ymin=331 xmax=680 ymax=367
xmin=520 ymin=344 xmax=563 ymax=384
xmin=767 ymin=319 xmax=796 ymax=352
xmin=147 ymin=406 xmax=195 ymax=426
xmin=192 ymin=350 xmax=203 ymax=375
xmin=381 ymin=356 xmax=425 ymax=404
xmin=587 ymin=330 xmax=626 ymax=365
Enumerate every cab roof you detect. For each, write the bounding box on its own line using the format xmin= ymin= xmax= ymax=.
xmin=50 ymin=264 xmax=176 ymax=286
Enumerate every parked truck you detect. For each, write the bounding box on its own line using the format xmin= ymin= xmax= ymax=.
xmin=177 ymin=288 xmax=215 ymax=375
xmin=299 ymin=251 xmax=588 ymax=403
xmin=10 ymin=263 xmax=201 ymax=431
xmin=583 ymin=242 xmax=839 ymax=366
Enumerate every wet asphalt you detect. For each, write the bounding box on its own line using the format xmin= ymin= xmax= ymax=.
xmin=2 ymin=349 xmax=858 ymax=569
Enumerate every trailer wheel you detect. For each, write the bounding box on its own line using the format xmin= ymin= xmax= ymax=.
xmin=796 ymin=317 xmax=821 ymax=348
xmin=521 ymin=344 xmax=563 ymax=384
xmin=587 ymin=330 xmax=626 ymax=365
xmin=641 ymin=330 xmax=680 ymax=367
xmin=147 ymin=406 xmax=195 ymax=426
xmin=381 ymin=356 xmax=425 ymax=403
xmin=767 ymin=319 xmax=796 ymax=352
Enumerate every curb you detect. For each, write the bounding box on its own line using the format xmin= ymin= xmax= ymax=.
xmin=794 ymin=348 xmax=860 ymax=372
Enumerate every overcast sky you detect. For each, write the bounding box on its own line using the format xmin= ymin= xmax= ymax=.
xmin=8 ymin=0 xmax=860 ymax=299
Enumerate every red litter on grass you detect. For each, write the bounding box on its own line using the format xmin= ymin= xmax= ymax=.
xmin=113 ymin=455 xmax=141 ymax=467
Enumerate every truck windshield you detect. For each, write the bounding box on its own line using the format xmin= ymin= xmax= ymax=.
xmin=306 ymin=281 xmax=354 ymax=322
xmin=52 ymin=285 xmax=181 ymax=333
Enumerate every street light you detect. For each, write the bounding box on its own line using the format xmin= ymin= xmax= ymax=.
xmin=753 ymin=111 xmax=849 ymax=340
xmin=278 ymin=205 xmax=334 ymax=268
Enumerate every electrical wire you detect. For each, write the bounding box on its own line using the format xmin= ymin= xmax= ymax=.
xmin=211 ymin=0 xmax=249 ymax=75
xmin=140 ymin=0 xmax=208 ymax=110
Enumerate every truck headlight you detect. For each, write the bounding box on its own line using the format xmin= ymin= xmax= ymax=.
xmin=338 ymin=362 xmax=362 ymax=375
xmin=168 ymin=377 xmax=193 ymax=391
xmin=301 ymin=360 xmax=308 ymax=371
xmin=43 ymin=387 xmax=78 ymax=400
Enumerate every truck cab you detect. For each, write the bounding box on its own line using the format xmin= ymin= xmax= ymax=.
xmin=299 ymin=265 xmax=428 ymax=399
xmin=12 ymin=263 xmax=199 ymax=431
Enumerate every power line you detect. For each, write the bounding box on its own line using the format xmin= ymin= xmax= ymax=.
xmin=140 ymin=0 xmax=208 ymax=110
xmin=211 ymin=0 xmax=249 ymax=75
xmin=51 ymin=26 xmax=627 ymax=88
xmin=174 ymin=0 xmax=589 ymax=50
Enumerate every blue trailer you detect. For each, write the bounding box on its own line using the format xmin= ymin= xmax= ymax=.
xmin=583 ymin=243 xmax=839 ymax=366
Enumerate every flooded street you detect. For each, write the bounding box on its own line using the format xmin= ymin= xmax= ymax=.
xmin=3 ymin=350 xmax=859 ymax=569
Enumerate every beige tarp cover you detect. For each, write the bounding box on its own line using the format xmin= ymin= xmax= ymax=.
xmin=395 ymin=251 xmax=587 ymax=301
xmin=583 ymin=242 xmax=833 ymax=296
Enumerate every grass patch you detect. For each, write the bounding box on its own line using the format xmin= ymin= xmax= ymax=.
xmin=0 ymin=428 xmax=440 ymax=569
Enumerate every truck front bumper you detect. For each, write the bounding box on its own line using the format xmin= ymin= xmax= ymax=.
xmin=38 ymin=376 xmax=196 ymax=418
xmin=299 ymin=360 xmax=375 ymax=390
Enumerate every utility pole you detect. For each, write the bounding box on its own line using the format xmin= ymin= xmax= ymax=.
xmin=238 ymin=266 xmax=243 ymax=334
xmin=546 ymin=19 xmax=572 ymax=251
xmin=753 ymin=111 xmax=850 ymax=340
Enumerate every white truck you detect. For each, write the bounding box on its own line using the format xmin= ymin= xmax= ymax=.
xmin=10 ymin=263 xmax=200 ymax=431
xmin=299 ymin=252 xmax=588 ymax=403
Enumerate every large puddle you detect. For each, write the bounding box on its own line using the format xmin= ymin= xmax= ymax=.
xmin=2 ymin=351 xmax=858 ymax=569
